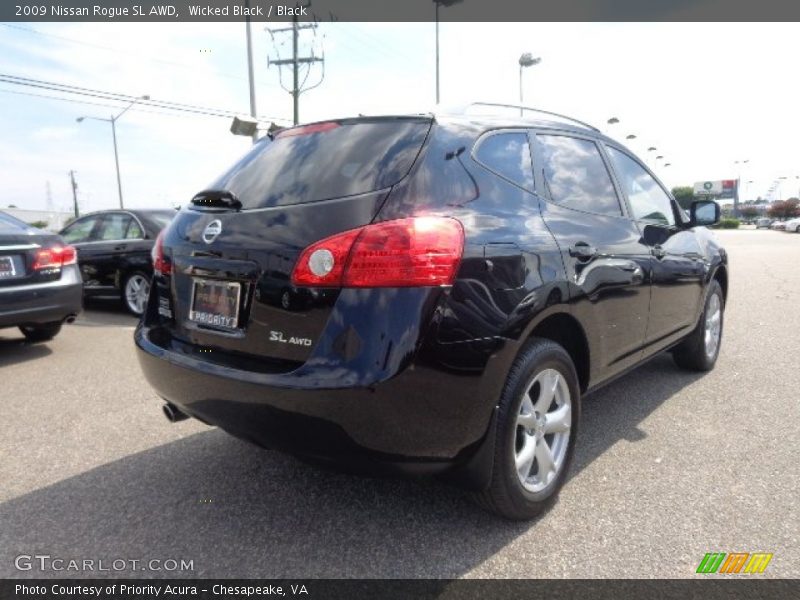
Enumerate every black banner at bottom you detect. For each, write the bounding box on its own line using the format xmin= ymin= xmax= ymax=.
xmin=2 ymin=579 xmax=798 ymax=600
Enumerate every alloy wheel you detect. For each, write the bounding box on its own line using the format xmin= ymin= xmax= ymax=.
xmin=125 ymin=274 xmax=150 ymax=315
xmin=704 ymin=293 xmax=722 ymax=359
xmin=514 ymin=368 xmax=572 ymax=493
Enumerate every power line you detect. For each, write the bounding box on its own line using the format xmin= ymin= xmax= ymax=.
xmin=0 ymin=23 xmax=248 ymax=83
xmin=0 ymin=73 xmax=243 ymax=117
xmin=0 ymin=88 xmax=233 ymax=121
xmin=0 ymin=73 xmax=290 ymax=122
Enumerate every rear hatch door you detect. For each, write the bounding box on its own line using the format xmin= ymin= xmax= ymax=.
xmin=161 ymin=117 xmax=432 ymax=364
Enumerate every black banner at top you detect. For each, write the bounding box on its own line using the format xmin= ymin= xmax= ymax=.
xmin=3 ymin=0 xmax=800 ymax=22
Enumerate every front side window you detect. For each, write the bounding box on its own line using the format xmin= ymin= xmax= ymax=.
xmin=606 ymin=147 xmax=675 ymax=226
xmin=474 ymin=131 xmax=534 ymax=190
xmin=61 ymin=216 xmax=99 ymax=243
xmin=537 ymin=135 xmax=621 ymax=216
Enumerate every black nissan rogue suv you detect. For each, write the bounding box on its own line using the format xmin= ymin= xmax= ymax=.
xmin=136 ymin=106 xmax=728 ymax=520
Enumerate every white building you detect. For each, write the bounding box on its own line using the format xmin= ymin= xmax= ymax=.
xmin=2 ymin=208 xmax=74 ymax=232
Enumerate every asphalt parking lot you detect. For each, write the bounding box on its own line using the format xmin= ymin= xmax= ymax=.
xmin=1 ymin=228 xmax=798 ymax=579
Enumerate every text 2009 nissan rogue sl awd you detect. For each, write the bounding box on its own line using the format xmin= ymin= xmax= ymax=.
xmin=135 ymin=105 xmax=728 ymax=520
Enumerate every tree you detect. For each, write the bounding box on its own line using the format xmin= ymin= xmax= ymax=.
xmin=739 ymin=206 xmax=759 ymax=219
xmin=767 ymin=198 xmax=800 ymax=219
xmin=28 ymin=220 xmax=49 ymax=229
xmin=7 ymin=204 xmax=17 ymax=208
xmin=671 ymin=186 xmax=695 ymax=210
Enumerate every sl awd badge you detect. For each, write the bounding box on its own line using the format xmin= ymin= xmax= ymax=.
xmin=202 ymin=220 xmax=222 ymax=244
xmin=270 ymin=331 xmax=313 ymax=346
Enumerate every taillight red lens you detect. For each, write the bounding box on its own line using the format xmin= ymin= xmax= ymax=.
xmin=33 ymin=245 xmax=77 ymax=270
xmin=152 ymin=230 xmax=172 ymax=275
xmin=291 ymin=217 xmax=464 ymax=288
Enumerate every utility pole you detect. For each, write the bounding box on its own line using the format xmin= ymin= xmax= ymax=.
xmin=268 ymin=5 xmax=325 ymax=125
xmin=68 ymin=170 xmax=79 ymax=218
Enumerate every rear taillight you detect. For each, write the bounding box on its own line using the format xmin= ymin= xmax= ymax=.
xmin=291 ymin=217 xmax=464 ymax=288
xmin=152 ymin=230 xmax=172 ymax=275
xmin=33 ymin=245 xmax=77 ymax=270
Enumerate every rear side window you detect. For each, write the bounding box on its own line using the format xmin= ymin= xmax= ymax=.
xmin=474 ymin=131 xmax=534 ymax=190
xmin=606 ymin=146 xmax=676 ymax=226
xmin=537 ymin=135 xmax=622 ymax=216
xmin=209 ymin=119 xmax=431 ymax=209
xmin=126 ymin=219 xmax=144 ymax=239
xmin=98 ymin=214 xmax=133 ymax=241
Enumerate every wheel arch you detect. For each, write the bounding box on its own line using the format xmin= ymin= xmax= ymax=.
xmin=520 ymin=310 xmax=591 ymax=394
xmin=711 ymin=263 xmax=728 ymax=303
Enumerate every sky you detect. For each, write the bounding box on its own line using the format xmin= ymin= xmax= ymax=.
xmin=1 ymin=21 xmax=799 ymax=215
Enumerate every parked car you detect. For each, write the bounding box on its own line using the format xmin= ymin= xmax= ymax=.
xmin=60 ymin=209 xmax=176 ymax=315
xmin=770 ymin=221 xmax=786 ymax=231
xmin=136 ymin=107 xmax=728 ymax=520
xmin=755 ymin=217 xmax=772 ymax=229
xmin=0 ymin=211 xmax=82 ymax=341
xmin=783 ymin=217 xmax=800 ymax=233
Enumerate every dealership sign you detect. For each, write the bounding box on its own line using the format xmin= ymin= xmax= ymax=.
xmin=694 ymin=180 xmax=737 ymax=199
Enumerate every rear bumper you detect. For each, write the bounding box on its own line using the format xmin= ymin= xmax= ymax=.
xmin=135 ymin=319 xmax=509 ymax=485
xmin=0 ymin=265 xmax=83 ymax=328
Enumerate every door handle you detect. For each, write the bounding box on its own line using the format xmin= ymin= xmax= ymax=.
xmin=114 ymin=244 xmax=127 ymax=251
xmin=568 ymin=242 xmax=597 ymax=260
xmin=652 ymin=245 xmax=666 ymax=259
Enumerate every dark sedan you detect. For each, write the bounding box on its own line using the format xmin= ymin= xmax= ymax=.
xmin=59 ymin=209 xmax=175 ymax=315
xmin=0 ymin=211 xmax=82 ymax=341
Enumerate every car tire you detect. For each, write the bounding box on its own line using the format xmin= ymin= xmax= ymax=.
xmin=122 ymin=271 xmax=151 ymax=316
xmin=474 ymin=338 xmax=580 ymax=520
xmin=19 ymin=321 xmax=62 ymax=342
xmin=672 ymin=280 xmax=724 ymax=372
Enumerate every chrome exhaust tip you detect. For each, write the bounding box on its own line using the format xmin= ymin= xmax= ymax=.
xmin=162 ymin=402 xmax=189 ymax=423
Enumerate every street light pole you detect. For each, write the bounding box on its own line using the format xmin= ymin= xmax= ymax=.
xmin=77 ymin=94 xmax=148 ymax=210
xmin=435 ymin=2 xmax=440 ymax=104
xmin=110 ymin=117 xmax=123 ymax=209
xmin=433 ymin=0 xmax=462 ymax=105
xmin=518 ymin=53 xmax=541 ymax=115
xmin=734 ymin=159 xmax=749 ymax=216
xmin=606 ymin=117 xmax=619 ymax=136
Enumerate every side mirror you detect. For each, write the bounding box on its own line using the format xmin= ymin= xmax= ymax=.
xmin=690 ymin=200 xmax=720 ymax=227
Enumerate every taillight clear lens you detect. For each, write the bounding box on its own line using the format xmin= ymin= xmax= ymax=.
xmin=291 ymin=229 xmax=361 ymax=287
xmin=291 ymin=217 xmax=464 ymax=288
xmin=152 ymin=230 xmax=172 ymax=275
xmin=33 ymin=245 xmax=77 ymax=270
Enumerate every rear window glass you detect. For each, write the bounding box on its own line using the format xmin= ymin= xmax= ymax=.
xmin=208 ymin=119 xmax=431 ymax=209
xmin=0 ymin=212 xmax=33 ymax=233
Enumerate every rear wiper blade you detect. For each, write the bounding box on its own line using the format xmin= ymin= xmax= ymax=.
xmin=191 ymin=189 xmax=242 ymax=211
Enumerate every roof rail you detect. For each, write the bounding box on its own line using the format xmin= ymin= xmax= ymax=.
xmin=449 ymin=102 xmax=600 ymax=132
